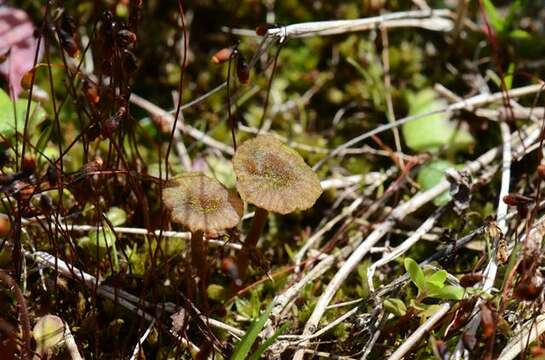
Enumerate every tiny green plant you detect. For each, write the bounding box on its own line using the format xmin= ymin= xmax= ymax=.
xmin=230 ymin=302 xmax=288 ymax=360
xmin=404 ymin=258 xmax=464 ymax=301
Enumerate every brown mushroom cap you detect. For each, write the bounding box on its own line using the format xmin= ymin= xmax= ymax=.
xmin=233 ymin=135 xmax=322 ymax=214
xmin=163 ymin=172 xmax=243 ymax=232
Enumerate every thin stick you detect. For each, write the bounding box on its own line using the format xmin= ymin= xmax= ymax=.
xmin=129 ymin=319 xmax=155 ymax=360
xmin=367 ymin=205 xmax=447 ymax=292
xmin=265 ymin=10 xmax=453 ymax=39
xmin=21 ymin=221 xmax=241 ymax=250
xmin=451 ymin=121 xmax=512 ymax=359
xmin=0 ymin=270 xmax=31 ymax=360
xmin=498 ymin=314 xmax=545 ymax=360
xmin=130 ymin=93 xmax=235 ymax=155
xmin=294 ymin=198 xmax=363 ymax=273
xmin=387 ymin=303 xmax=451 ymax=360
xmin=292 ymin=305 xmax=359 ymax=344
xmin=63 ymin=322 xmax=84 ymax=360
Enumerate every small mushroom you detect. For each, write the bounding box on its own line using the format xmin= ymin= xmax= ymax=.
xmin=233 ymin=135 xmax=322 ymax=279
xmin=163 ymin=172 xmax=243 ymax=303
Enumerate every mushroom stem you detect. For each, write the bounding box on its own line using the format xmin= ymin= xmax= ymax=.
xmin=238 ymin=207 xmax=269 ymax=280
xmin=191 ymin=230 xmax=208 ymax=305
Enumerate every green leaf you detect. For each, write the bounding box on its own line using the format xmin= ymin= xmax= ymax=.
xmin=35 ymin=122 xmax=53 ymax=154
xmin=482 ymin=0 xmax=505 ymax=33
xmin=427 ymin=285 xmax=464 ymax=300
xmin=247 ymin=322 xmax=289 ymax=360
xmin=383 ymin=298 xmax=407 ymax=317
xmin=404 ymin=258 xmax=426 ymax=291
xmin=0 ymin=89 xmax=46 ymax=143
xmin=508 ymin=29 xmax=531 ymax=40
xmin=419 ymin=304 xmax=443 ymax=320
xmin=231 ymin=302 xmax=274 ymax=360
xmin=426 ymin=270 xmax=447 ymax=289
xmin=504 ymin=63 xmax=516 ymax=90
xmin=417 ymin=160 xmax=453 ymax=206
xmin=106 ymin=207 xmax=127 ymax=226
xmin=79 ymin=226 xmax=119 ymax=271
xmin=402 ymin=89 xmax=474 ymax=152
xmin=89 ymin=227 xmax=116 ymax=251
xmin=207 ymin=284 xmax=226 ymax=302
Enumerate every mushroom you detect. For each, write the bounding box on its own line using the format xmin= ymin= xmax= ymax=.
xmin=163 ymin=172 xmax=243 ymax=303
xmin=233 ymin=135 xmax=322 ymax=279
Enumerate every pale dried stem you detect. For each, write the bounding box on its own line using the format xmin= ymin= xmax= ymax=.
xmin=265 ymin=10 xmax=453 ymax=39
xmin=294 ymin=198 xmax=363 ymax=273
xmin=498 ymin=314 xmax=545 ymax=360
xmin=63 ymin=322 xmax=84 ymax=360
xmin=452 ymin=121 xmax=512 ymax=360
xmin=129 ymin=319 xmax=155 ymax=360
xmin=387 ymin=303 xmax=451 ymax=360
xmin=367 ymin=205 xmax=447 ymax=292
xmin=130 ymin=93 xmax=234 ymax=155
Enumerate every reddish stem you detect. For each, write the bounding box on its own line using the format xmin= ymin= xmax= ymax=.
xmin=237 ymin=207 xmax=269 ymax=281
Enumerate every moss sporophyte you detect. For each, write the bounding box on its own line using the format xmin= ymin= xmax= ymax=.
xmin=233 ymin=135 xmax=323 ymax=281
xmin=163 ymin=172 xmax=243 ymax=305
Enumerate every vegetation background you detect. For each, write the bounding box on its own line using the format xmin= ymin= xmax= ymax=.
xmin=1 ymin=0 xmax=545 ymax=359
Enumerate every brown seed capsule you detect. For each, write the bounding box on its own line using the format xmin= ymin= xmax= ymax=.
xmin=0 ymin=213 xmax=11 ymax=237
xmin=101 ymin=107 xmax=125 ymax=138
xmin=39 ymin=195 xmax=53 ymax=213
xmin=255 ymin=23 xmax=278 ymax=36
xmin=514 ymin=275 xmax=543 ymax=301
xmin=236 ymin=54 xmax=250 ymax=84
xmin=116 ymin=29 xmax=137 ymax=47
xmin=58 ymin=11 xmax=80 ymax=57
xmin=46 ymin=163 xmax=61 ymax=186
xmin=20 ymin=69 xmax=35 ymax=90
xmin=60 ymin=12 xmax=77 ymax=35
xmin=59 ymin=30 xmax=80 ymax=57
xmin=82 ymin=80 xmax=100 ymax=105
xmin=538 ymin=164 xmax=545 ymax=180
xmin=479 ymin=302 xmax=496 ymax=338
xmin=122 ymin=49 xmax=138 ymax=73
xmin=0 ymin=48 xmax=10 ymax=64
xmin=255 ymin=25 xmax=268 ymax=36
xmin=459 ymin=273 xmax=483 ymax=288
xmin=211 ymin=48 xmax=234 ymax=64
xmin=21 ymin=154 xmax=36 ymax=177
xmin=503 ymin=193 xmax=533 ymax=206
xmin=221 ymin=257 xmax=242 ymax=287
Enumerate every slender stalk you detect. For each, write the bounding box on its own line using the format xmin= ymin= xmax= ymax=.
xmin=237 ymin=207 xmax=269 ymax=280
xmin=0 ymin=271 xmax=31 ymax=360
xmin=190 ymin=230 xmax=208 ymax=306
